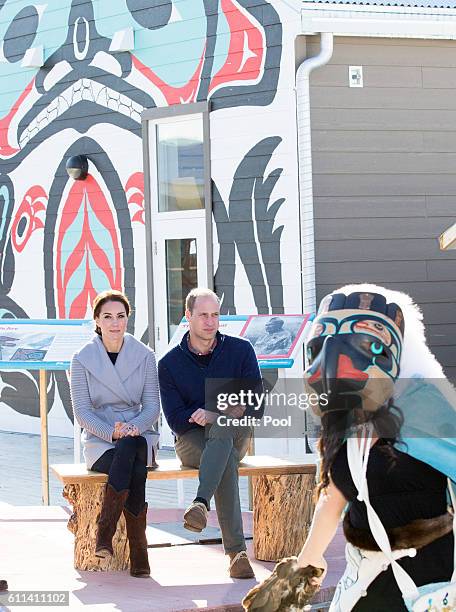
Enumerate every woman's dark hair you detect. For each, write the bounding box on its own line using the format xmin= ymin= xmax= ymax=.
xmin=316 ymin=399 xmax=404 ymax=499
xmin=92 ymin=290 xmax=131 ymax=336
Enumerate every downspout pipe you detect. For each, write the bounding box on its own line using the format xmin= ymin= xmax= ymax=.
xmin=296 ymin=32 xmax=334 ymax=315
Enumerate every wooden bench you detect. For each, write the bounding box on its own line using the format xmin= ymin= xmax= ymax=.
xmin=51 ymin=455 xmax=316 ymax=571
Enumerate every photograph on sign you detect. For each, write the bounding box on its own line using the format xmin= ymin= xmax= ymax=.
xmin=240 ymin=314 xmax=309 ymax=359
xmin=2 ymin=333 xmax=55 ymax=362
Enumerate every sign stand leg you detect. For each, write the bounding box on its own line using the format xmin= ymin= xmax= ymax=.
xmin=39 ymin=369 xmax=49 ymax=506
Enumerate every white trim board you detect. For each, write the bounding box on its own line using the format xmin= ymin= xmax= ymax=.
xmin=440 ymin=222 xmax=456 ymax=250
xmin=302 ymin=4 xmax=456 ymax=38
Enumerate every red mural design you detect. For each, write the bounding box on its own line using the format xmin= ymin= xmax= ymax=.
xmin=56 ymin=175 xmax=122 ymax=319
xmin=125 ymin=172 xmax=145 ymax=225
xmin=11 ymin=185 xmax=47 ymax=253
xmin=0 ymin=78 xmax=34 ymax=158
xmin=131 ymin=0 xmax=265 ymax=103
xmin=132 ymin=47 xmax=206 ymax=105
xmin=208 ymin=0 xmax=265 ymax=94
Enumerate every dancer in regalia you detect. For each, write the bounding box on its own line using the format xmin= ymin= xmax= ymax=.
xmin=243 ymin=284 xmax=455 ymax=612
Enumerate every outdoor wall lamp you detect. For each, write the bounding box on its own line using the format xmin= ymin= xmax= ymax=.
xmin=66 ymin=155 xmax=88 ymax=180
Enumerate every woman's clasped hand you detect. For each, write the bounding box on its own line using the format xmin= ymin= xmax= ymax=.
xmin=113 ymin=421 xmax=140 ymax=439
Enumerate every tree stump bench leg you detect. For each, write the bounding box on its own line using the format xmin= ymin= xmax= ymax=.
xmin=63 ymin=483 xmax=129 ymax=571
xmin=252 ymin=473 xmax=316 ymax=561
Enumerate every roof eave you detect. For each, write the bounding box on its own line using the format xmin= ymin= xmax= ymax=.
xmin=301 ymin=3 xmax=456 ymax=38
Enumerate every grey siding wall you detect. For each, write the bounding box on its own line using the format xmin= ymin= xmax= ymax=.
xmin=309 ymin=36 xmax=456 ymax=380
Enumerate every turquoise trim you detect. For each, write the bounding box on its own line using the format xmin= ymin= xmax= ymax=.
xmin=0 ymin=319 xmax=91 ymax=326
xmin=371 ymin=341 xmax=383 ymax=355
xmin=0 ymin=361 xmax=69 ymax=370
xmin=259 ymin=359 xmax=294 ymax=369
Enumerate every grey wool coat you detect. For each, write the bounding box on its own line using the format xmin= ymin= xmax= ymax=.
xmin=70 ymin=333 xmax=160 ymax=469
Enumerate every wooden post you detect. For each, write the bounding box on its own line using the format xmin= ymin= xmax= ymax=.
xmin=39 ymin=369 xmax=49 ymax=506
xmin=64 ymin=483 xmax=129 ymax=571
xmin=247 ymin=436 xmax=255 ymax=511
xmin=253 ymin=471 xmax=316 ymax=561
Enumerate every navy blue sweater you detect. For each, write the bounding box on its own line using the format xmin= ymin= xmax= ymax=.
xmin=158 ymin=331 xmax=262 ymax=436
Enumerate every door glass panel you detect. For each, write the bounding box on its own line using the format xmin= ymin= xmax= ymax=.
xmin=165 ymin=238 xmax=197 ymax=341
xmin=157 ymin=116 xmax=204 ymax=212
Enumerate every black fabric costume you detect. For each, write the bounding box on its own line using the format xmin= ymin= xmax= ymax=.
xmin=331 ymin=440 xmax=453 ymax=611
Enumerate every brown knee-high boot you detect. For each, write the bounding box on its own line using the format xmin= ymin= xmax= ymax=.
xmin=95 ymin=484 xmax=129 ymax=558
xmin=123 ymin=504 xmax=150 ymax=577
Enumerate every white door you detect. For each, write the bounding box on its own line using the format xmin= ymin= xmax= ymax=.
xmin=145 ymin=106 xmax=212 ymax=447
xmin=151 ymin=217 xmax=208 ymax=356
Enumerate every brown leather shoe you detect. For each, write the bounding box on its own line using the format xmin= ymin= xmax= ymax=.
xmin=123 ymin=504 xmax=150 ymax=578
xmin=95 ymin=484 xmax=129 ymax=559
xmin=183 ymin=501 xmax=208 ymax=532
xmin=228 ymin=551 xmax=255 ymax=579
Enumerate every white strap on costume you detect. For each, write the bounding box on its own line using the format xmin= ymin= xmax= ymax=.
xmin=346 ymin=426 xmax=420 ymax=600
xmin=329 ymin=543 xmax=415 ymax=612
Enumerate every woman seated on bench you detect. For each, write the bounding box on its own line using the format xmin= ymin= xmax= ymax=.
xmin=70 ymin=289 xmax=160 ymax=577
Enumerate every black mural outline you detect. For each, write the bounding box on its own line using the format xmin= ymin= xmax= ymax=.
xmin=214 ymin=137 xmax=284 ymax=314
xmin=0 ymin=0 xmax=285 ymax=425
xmin=3 ymin=1 xmax=153 ymax=173
xmin=0 ymin=175 xmax=15 ymax=293
xmin=127 ymin=0 xmax=173 ymax=30
xmin=44 ymin=137 xmax=135 ymax=421
xmin=140 ymin=327 xmax=149 ymax=346
xmin=213 ymin=182 xmax=236 ymax=312
xmin=197 ymin=0 xmax=219 ymax=102
xmin=44 ymin=137 xmax=135 ymax=327
xmin=1 ymin=368 xmax=56 ymax=419
xmin=0 ymin=293 xmax=28 ymax=319
xmin=0 ymin=0 xmax=283 ymax=174
xmin=207 ymin=0 xmax=282 ymax=111
xmin=3 ymin=6 xmax=39 ymax=63
xmin=255 ymin=163 xmax=285 ymax=314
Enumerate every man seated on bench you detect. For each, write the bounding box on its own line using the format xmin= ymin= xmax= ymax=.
xmin=158 ymin=288 xmax=262 ymax=580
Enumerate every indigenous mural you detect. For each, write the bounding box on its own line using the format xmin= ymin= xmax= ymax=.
xmin=0 ymin=0 xmax=301 ymax=436
xmin=214 ymin=136 xmax=285 ymax=315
